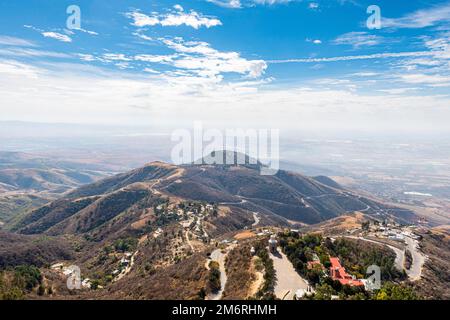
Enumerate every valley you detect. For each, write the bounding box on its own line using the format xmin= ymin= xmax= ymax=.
xmin=0 ymin=152 xmax=448 ymax=300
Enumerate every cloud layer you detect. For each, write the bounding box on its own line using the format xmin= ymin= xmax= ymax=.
xmin=126 ymin=5 xmax=222 ymax=29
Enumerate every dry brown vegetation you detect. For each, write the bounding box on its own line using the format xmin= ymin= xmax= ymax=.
xmin=414 ymin=230 xmax=450 ymax=299
xmin=301 ymin=212 xmax=366 ymax=236
xmin=234 ymin=230 xmax=256 ymax=240
xmin=86 ymin=253 xmax=209 ymax=300
xmin=222 ymin=243 xmax=255 ymax=300
xmin=0 ymin=232 xmax=73 ymax=269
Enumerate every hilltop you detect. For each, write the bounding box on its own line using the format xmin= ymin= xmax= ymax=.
xmin=11 ymin=152 xmax=419 ymax=236
xmin=0 ymin=152 xmax=438 ymax=300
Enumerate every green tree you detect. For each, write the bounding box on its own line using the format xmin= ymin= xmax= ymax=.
xmin=313 ymin=284 xmax=336 ymax=300
xmin=207 ymin=261 xmax=221 ymax=293
xmin=37 ymin=284 xmax=45 ymax=296
xmin=374 ymin=283 xmax=420 ymax=300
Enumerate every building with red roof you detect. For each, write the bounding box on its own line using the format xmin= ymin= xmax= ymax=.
xmin=329 ymin=257 xmax=364 ymax=287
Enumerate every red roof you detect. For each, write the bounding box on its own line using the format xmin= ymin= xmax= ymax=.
xmin=338 ymin=278 xmax=364 ymax=286
xmin=329 ymin=257 xmax=342 ymax=269
xmin=329 ymin=257 xmax=364 ymax=287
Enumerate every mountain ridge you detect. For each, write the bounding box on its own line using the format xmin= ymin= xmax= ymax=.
xmin=12 ymin=154 xmax=419 ymax=236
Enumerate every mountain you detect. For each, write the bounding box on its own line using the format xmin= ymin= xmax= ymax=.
xmin=12 ymin=152 xmax=419 ymax=237
xmin=312 ymin=175 xmax=343 ymax=189
xmin=0 ymin=231 xmax=73 ymax=269
xmin=1 ymin=152 xmax=441 ymax=301
xmin=0 ymin=151 xmax=112 ymax=194
xmin=0 ymin=151 xmax=114 ymax=226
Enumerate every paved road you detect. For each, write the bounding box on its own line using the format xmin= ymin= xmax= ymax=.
xmin=252 ymin=212 xmax=260 ymax=227
xmin=344 ymin=236 xmax=405 ymax=271
xmin=404 ymin=236 xmax=425 ymax=281
xmin=207 ymin=249 xmax=228 ymax=300
xmin=269 ymin=248 xmax=309 ymax=300
xmin=219 ymin=199 xmax=247 ymax=205
xmin=345 ymin=236 xmax=425 ymax=281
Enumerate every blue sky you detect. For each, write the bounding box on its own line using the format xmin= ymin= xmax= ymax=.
xmin=0 ymin=0 xmax=449 ymax=133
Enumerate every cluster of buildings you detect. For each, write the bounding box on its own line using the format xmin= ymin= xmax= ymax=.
xmin=366 ymin=221 xmax=422 ymax=243
xmin=177 ymin=202 xmax=217 ymax=243
xmin=304 ymin=254 xmax=365 ymax=288
xmin=50 ymin=263 xmax=92 ymax=289
xmin=329 ymin=257 xmax=364 ymax=287
xmin=156 ymin=201 xmax=215 ymax=219
xmin=112 ymin=252 xmax=133 ymax=280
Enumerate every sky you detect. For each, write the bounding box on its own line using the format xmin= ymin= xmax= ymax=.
xmin=0 ymin=0 xmax=449 ymax=134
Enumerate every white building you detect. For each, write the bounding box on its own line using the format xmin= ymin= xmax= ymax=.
xmin=269 ymin=235 xmax=278 ymax=253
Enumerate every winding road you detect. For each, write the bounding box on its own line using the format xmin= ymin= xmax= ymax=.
xmin=404 ymin=236 xmax=426 ymax=281
xmin=206 ymin=247 xmax=233 ymax=300
xmin=252 ymin=212 xmax=260 ymax=227
xmin=344 ymin=235 xmax=425 ymax=281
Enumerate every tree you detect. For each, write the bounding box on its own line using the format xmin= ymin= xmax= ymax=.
xmin=0 ymin=286 xmax=24 ymax=300
xmin=37 ymin=284 xmax=45 ymax=296
xmin=90 ymin=279 xmax=100 ymax=290
xmin=374 ymin=283 xmax=420 ymax=300
xmin=207 ymin=261 xmax=221 ymax=293
xmin=13 ymin=265 xmax=42 ymax=291
xmin=198 ymin=288 xmax=206 ymax=300
xmin=362 ymin=221 xmax=370 ymax=231
xmin=313 ymin=284 xmax=336 ymax=300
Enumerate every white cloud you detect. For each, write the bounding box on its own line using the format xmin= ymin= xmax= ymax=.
xmin=208 ymin=0 xmax=294 ymax=7
xmin=42 ymin=32 xmax=72 ymax=43
xmin=143 ymin=68 xmax=161 ymax=74
xmin=308 ymin=2 xmax=319 ymax=10
xmin=0 ymin=35 xmax=35 ymax=47
xmin=306 ymin=38 xmax=322 ymax=44
xmin=173 ymin=4 xmax=184 ymax=11
xmin=126 ymin=12 xmax=159 ymax=27
xmin=78 ymin=54 xmax=96 ymax=62
xmin=387 ymin=34 xmax=450 ymax=89
xmin=333 ymin=31 xmax=382 ymax=48
xmin=424 ymin=34 xmax=450 ymax=60
xmin=24 ymin=25 xmax=74 ymax=43
xmin=378 ymin=88 xmax=418 ymax=95
xmin=134 ymin=54 xmax=175 ymax=63
xmin=126 ymin=7 xmax=222 ymax=29
xmin=207 ymin=0 xmax=242 ymax=8
xmin=115 ymin=62 xmax=131 ymax=70
xmin=102 ymin=53 xmax=132 ymax=62
xmin=133 ymin=32 xmax=153 ymax=41
xmin=399 ymin=73 xmax=450 ymax=85
xmin=73 ymin=28 xmax=99 ymax=36
xmin=73 ymin=37 xmax=266 ymax=81
xmin=269 ymin=51 xmax=436 ymax=63
xmin=0 ymin=47 xmax=70 ymax=58
xmin=162 ymin=38 xmax=267 ymax=78
xmin=383 ymin=2 xmax=450 ymax=29
xmin=351 ymin=72 xmax=379 ymax=77
xmin=2 ymin=59 xmax=449 ymax=135
xmin=253 ymin=0 xmax=291 ymax=5
xmin=0 ymin=60 xmax=41 ymax=78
